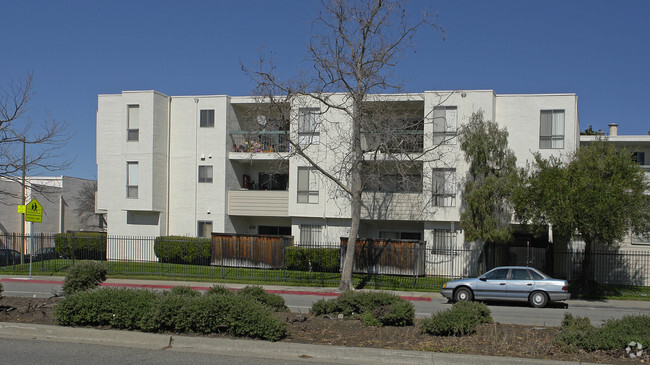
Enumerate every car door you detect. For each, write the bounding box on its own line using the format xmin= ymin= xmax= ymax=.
xmin=475 ymin=268 xmax=509 ymax=300
xmin=506 ymin=268 xmax=534 ymax=300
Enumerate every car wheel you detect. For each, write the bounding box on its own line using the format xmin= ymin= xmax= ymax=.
xmin=529 ymin=291 xmax=548 ymax=308
xmin=454 ymin=287 xmax=473 ymax=302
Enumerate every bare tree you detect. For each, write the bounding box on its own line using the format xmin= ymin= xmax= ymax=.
xmin=244 ymin=0 xmax=445 ymax=291
xmin=0 ymin=73 xmax=71 ymax=199
xmin=73 ymin=181 xmax=106 ymax=231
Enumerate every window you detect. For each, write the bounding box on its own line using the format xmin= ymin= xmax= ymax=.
xmin=298 ymin=107 xmax=320 ymax=144
xmin=632 ymin=152 xmax=646 ymax=165
xmin=198 ymin=221 xmax=213 ymax=238
xmin=431 ymin=229 xmax=454 ymax=254
xmin=433 ymin=106 xmax=457 ymax=144
xmin=127 ymin=105 xmax=140 ymax=141
xmin=200 ymin=109 xmax=215 ymax=128
xmin=126 ymin=162 xmax=138 ymax=198
xmin=198 ymin=165 xmax=213 ymax=183
xmin=539 ymin=110 xmax=565 ymax=149
xmin=483 ymin=268 xmax=508 ymax=280
xmin=258 ymin=226 xmax=291 ymax=235
xmin=300 ymin=224 xmax=322 ymax=244
xmin=511 ymin=269 xmax=532 ymax=280
xmin=297 ymin=167 xmax=319 ymax=203
xmin=432 ymin=168 xmax=456 ymax=206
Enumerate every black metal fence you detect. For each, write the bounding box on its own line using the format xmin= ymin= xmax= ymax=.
xmin=1 ymin=233 xmax=649 ymax=292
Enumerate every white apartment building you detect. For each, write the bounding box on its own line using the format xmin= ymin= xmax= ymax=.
xmin=96 ymin=90 xmax=580 ymax=261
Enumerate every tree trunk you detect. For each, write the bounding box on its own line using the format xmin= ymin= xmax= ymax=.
xmin=580 ymin=238 xmax=594 ymax=285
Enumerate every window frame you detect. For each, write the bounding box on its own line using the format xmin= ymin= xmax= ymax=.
xmin=126 ymin=161 xmax=139 ymax=198
xmin=432 ymin=168 xmax=456 ymax=207
xmin=430 ymin=229 xmax=454 ymax=255
xmin=297 ymin=167 xmax=319 ymax=204
xmin=197 ymin=220 xmax=213 ymax=238
xmin=127 ymin=104 xmax=140 ymax=141
xmin=198 ymin=165 xmax=213 ymax=183
xmin=432 ymin=106 xmax=457 ymax=145
xmin=200 ymin=109 xmax=215 ymax=128
xmin=298 ymin=107 xmax=321 ymax=145
xmin=299 ymin=224 xmax=322 ymax=245
xmin=539 ymin=109 xmax=565 ymax=149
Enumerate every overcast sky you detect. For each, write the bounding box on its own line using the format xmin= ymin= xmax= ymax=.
xmin=2 ymin=0 xmax=648 ymax=179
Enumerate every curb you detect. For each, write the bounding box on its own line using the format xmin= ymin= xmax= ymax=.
xmin=0 ymin=322 xmax=597 ymax=365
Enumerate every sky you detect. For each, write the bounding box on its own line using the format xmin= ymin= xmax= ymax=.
xmin=1 ymin=0 xmax=649 ymax=180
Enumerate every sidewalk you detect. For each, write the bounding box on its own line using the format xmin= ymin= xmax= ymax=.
xmin=0 ymin=322 xmax=600 ymax=365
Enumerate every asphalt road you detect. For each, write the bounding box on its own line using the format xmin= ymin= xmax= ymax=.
xmin=2 ymin=276 xmax=649 ymax=327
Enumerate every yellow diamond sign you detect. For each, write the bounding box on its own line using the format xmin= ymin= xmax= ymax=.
xmin=25 ymin=198 xmax=43 ymax=223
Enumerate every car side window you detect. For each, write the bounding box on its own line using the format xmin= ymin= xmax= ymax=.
xmin=484 ymin=268 xmax=508 ymax=280
xmin=528 ymin=269 xmax=544 ymax=280
xmin=511 ymin=269 xmax=531 ymax=280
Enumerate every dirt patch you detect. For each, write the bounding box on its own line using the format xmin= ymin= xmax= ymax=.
xmin=0 ymin=296 xmax=645 ymax=364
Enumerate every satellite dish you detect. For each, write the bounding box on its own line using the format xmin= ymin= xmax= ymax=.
xmin=257 ymin=115 xmax=267 ymax=126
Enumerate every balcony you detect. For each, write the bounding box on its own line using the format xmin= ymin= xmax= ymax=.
xmin=361 ymin=130 xmax=424 ymax=153
xmin=229 ymin=131 xmax=289 ymax=153
xmin=228 ymin=190 xmax=289 ymax=217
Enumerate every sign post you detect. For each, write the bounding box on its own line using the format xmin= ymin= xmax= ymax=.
xmin=24 ymin=198 xmax=42 ymax=278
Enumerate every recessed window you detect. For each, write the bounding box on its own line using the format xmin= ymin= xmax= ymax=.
xmin=632 ymin=152 xmax=646 ymax=165
xmin=433 ymin=106 xmax=457 ymax=144
xmin=198 ymin=221 xmax=213 ymax=238
xmin=299 ymin=224 xmax=322 ymax=244
xmin=200 ymin=109 xmax=215 ymax=128
xmin=540 ymin=110 xmax=565 ymax=149
xmin=127 ymin=105 xmax=140 ymax=141
xmin=126 ymin=161 xmax=139 ymax=198
xmin=297 ymin=167 xmax=319 ymax=203
xmin=432 ymin=168 xmax=456 ymax=206
xmin=298 ymin=108 xmax=320 ymax=145
xmin=198 ymin=165 xmax=213 ymax=183
xmin=430 ymin=229 xmax=454 ymax=255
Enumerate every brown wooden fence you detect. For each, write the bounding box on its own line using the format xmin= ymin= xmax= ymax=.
xmin=340 ymin=237 xmax=426 ymax=276
xmin=211 ymin=233 xmax=292 ymax=269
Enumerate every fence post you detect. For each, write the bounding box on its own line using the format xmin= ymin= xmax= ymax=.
xmin=71 ymin=233 xmax=76 ymax=266
xmin=159 ymin=236 xmax=164 ymax=277
xmin=412 ymin=243 xmax=417 ymax=287
xmin=282 ymin=239 xmax=286 ymax=282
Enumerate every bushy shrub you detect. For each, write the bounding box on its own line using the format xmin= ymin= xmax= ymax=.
xmin=54 ymin=233 xmax=107 ymax=260
xmin=55 ymin=288 xmax=157 ymax=329
xmin=311 ymin=291 xmax=414 ymax=326
xmin=236 ymin=286 xmax=287 ymax=312
xmin=205 ymin=284 xmax=232 ymax=296
xmin=55 ymin=287 xmax=287 ymax=341
xmin=62 ymin=261 xmax=107 ymax=296
xmin=153 ymin=236 xmax=211 ymax=265
xmin=420 ymin=301 xmax=492 ymax=336
xmin=140 ymin=291 xmax=287 ymax=341
xmin=284 ymin=246 xmax=340 ymax=272
xmin=168 ymin=286 xmax=201 ymax=297
xmin=555 ymin=313 xmax=650 ymax=351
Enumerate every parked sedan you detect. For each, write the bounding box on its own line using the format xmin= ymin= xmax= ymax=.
xmin=440 ymin=266 xmax=570 ymax=308
xmin=0 ymin=248 xmax=22 ymax=267
xmin=30 ymin=247 xmax=61 ymax=262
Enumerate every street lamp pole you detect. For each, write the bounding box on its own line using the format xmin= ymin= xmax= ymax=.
xmin=20 ymin=136 xmax=26 ymax=264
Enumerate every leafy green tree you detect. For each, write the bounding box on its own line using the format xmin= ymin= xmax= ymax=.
xmin=459 ymin=112 xmax=518 ymax=244
xmin=513 ymin=140 xmax=650 ymax=284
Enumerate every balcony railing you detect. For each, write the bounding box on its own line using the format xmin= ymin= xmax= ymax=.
xmin=229 ymin=131 xmax=289 ymax=153
xmin=361 ymin=130 xmax=423 ymax=153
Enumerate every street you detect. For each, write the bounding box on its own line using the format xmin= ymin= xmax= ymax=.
xmin=1 ymin=276 xmax=648 ymax=327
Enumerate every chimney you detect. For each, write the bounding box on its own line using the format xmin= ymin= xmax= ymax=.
xmin=608 ymin=123 xmax=618 ymax=136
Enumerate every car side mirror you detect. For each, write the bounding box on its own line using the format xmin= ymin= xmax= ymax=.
xmin=479 ymin=277 xmax=486 ymax=282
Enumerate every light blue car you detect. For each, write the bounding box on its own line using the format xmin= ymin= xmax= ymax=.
xmin=440 ymin=266 xmax=570 ymax=308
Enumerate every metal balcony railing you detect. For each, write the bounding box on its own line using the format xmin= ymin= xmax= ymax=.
xmin=229 ymin=131 xmax=289 ymax=153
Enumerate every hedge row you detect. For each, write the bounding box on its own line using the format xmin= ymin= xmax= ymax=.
xmin=555 ymin=313 xmax=650 ymax=352
xmin=153 ymin=236 xmax=211 ymax=265
xmin=55 ymin=286 xmax=287 ymax=341
xmin=284 ymin=246 xmax=339 ymax=272
xmin=54 ymin=233 xmax=107 ymax=260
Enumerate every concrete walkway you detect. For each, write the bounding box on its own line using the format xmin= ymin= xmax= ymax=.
xmin=0 ymin=322 xmax=600 ymax=365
